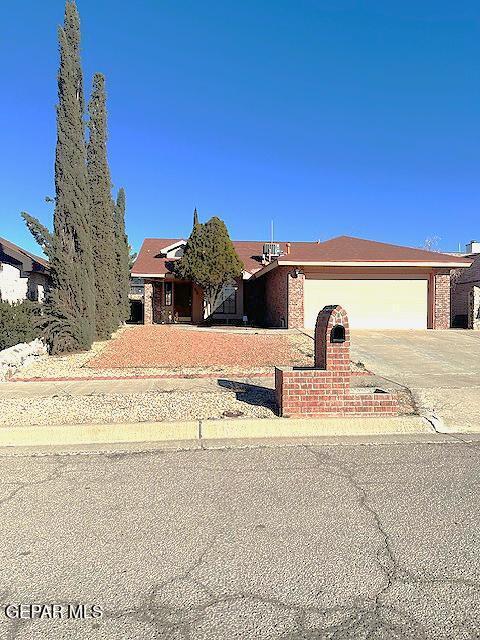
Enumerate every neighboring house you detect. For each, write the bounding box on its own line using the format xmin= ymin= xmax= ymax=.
xmin=131 ymin=235 xmax=470 ymax=330
xmin=450 ymin=241 xmax=480 ymax=328
xmin=0 ymin=236 xmax=50 ymax=303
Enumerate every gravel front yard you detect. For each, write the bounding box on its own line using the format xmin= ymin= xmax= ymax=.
xmin=89 ymin=325 xmax=311 ymax=369
xmin=12 ymin=326 xmax=314 ymax=380
xmin=0 ymin=385 xmax=277 ymax=426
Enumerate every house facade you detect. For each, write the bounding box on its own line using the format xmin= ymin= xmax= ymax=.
xmin=0 ymin=237 xmax=50 ymax=303
xmin=131 ymin=235 xmax=471 ymax=330
xmin=450 ymin=241 xmax=480 ymax=328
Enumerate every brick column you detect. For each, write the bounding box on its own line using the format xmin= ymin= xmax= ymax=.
xmin=275 ymin=304 xmax=398 ymax=418
xmin=433 ymin=272 xmax=450 ymax=329
xmin=144 ymin=282 xmax=153 ymax=324
xmin=287 ymin=269 xmax=304 ymax=328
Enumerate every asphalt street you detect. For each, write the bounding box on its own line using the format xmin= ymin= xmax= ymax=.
xmin=1 ymin=436 xmax=479 ymax=639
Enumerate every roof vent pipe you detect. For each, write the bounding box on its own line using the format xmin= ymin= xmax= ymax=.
xmin=286 ymin=242 xmax=291 ymax=255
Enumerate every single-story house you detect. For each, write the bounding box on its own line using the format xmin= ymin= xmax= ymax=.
xmin=450 ymin=240 xmax=480 ymax=328
xmin=131 ymin=235 xmax=471 ymax=330
xmin=0 ymin=236 xmax=50 ymax=303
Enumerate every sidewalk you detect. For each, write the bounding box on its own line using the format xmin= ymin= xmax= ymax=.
xmin=0 ymin=371 xmax=390 ymax=399
xmin=0 ymin=376 xmax=254 ymax=398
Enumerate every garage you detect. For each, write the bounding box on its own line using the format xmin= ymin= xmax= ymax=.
xmin=304 ymin=275 xmax=429 ymax=329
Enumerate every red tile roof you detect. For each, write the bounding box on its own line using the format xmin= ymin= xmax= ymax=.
xmin=132 ymin=235 xmax=471 ymax=277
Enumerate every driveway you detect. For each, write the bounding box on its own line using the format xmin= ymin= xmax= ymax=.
xmin=349 ymin=330 xmax=480 ymax=432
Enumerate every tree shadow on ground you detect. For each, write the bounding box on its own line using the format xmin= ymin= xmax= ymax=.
xmin=217 ymin=379 xmax=277 ymax=414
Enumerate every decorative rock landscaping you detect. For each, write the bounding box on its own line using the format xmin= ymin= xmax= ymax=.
xmin=0 ymin=386 xmax=277 ymax=426
xmin=10 ymin=326 xmax=315 ymax=380
xmin=0 ymin=339 xmax=47 ymax=381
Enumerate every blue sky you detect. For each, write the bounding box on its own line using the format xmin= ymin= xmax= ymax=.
xmin=1 ymin=0 xmax=479 ymax=255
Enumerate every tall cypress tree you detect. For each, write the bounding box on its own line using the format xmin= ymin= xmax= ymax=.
xmin=113 ymin=188 xmax=131 ymax=324
xmin=46 ymin=0 xmax=95 ymax=353
xmin=87 ymin=72 xmax=116 ymax=338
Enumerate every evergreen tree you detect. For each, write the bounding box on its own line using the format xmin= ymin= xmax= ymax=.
xmin=193 ymin=207 xmax=199 ymax=227
xmin=113 ymin=188 xmax=131 ymax=324
xmin=175 ymin=216 xmax=243 ymax=318
xmin=87 ymin=72 xmax=116 ymax=338
xmin=21 ymin=212 xmax=53 ymax=256
xmin=46 ymin=0 xmax=95 ymax=353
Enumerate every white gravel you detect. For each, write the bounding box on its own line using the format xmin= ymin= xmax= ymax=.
xmin=0 ymin=387 xmax=277 ymax=426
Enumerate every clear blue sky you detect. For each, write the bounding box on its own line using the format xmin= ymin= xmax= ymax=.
xmin=1 ymin=0 xmax=479 ymax=256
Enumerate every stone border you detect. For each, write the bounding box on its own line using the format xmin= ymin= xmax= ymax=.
xmin=0 ymin=339 xmax=47 ymax=381
xmin=8 ymin=370 xmax=372 ymax=384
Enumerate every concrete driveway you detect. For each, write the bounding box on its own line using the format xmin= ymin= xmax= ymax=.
xmin=349 ymin=330 xmax=480 ymax=432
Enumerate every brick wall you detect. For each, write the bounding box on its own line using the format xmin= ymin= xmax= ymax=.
xmin=262 ymin=265 xmax=304 ymax=328
xmin=275 ymin=367 xmax=398 ymax=417
xmin=433 ymin=272 xmax=451 ymax=329
xmin=275 ymin=304 xmax=398 ymax=418
xmin=287 ymin=270 xmax=304 ymax=328
xmin=451 ymin=255 xmax=480 ymax=325
xmin=263 ymin=267 xmax=288 ymax=327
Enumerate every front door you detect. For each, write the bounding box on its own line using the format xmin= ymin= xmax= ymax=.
xmin=174 ymin=282 xmax=192 ymax=321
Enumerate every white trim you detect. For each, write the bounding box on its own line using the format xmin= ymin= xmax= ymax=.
xmin=252 ymin=259 xmax=471 ymax=278
xmin=160 ymin=240 xmax=186 ymax=253
xmin=278 ymin=260 xmax=471 ymax=267
xmin=131 ymin=273 xmax=166 ymax=278
xmin=251 ymin=261 xmax=278 ymax=278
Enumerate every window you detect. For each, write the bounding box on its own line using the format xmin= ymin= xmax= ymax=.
xmin=164 ymin=281 xmax=173 ymax=306
xmin=129 ymin=277 xmax=144 ymax=296
xmin=215 ymin=285 xmax=237 ymax=315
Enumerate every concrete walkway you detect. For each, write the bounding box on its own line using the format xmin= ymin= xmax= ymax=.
xmin=0 ymin=375 xmax=274 ymax=398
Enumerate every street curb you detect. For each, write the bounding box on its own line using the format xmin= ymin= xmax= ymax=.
xmin=201 ymin=416 xmax=431 ymax=440
xmin=0 ymin=415 xmax=432 ymax=448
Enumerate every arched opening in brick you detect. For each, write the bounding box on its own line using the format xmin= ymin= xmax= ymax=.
xmin=330 ymin=324 xmax=346 ymax=344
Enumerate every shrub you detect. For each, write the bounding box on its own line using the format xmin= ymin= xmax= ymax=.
xmin=0 ymin=301 xmax=41 ymax=351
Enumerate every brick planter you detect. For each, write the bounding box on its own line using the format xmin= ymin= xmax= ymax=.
xmin=275 ymin=305 xmax=398 ymax=418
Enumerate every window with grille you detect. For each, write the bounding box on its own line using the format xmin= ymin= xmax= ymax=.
xmin=215 ymin=285 xmax=237 ymax=314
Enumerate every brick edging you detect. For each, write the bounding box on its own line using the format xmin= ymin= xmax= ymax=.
xmin=9 ymin=369 xmax=373 ymax=383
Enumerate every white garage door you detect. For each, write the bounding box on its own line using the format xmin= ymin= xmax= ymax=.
xmin=304 ymin=277 xmax=428 ymax=329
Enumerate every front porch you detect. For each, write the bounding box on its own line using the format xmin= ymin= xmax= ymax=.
xmin=143 ymin=278 xmax=245 ymax=325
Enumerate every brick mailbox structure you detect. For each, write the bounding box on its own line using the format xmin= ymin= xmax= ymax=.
xmin=275 ymin=305 xmax=398 ymax=418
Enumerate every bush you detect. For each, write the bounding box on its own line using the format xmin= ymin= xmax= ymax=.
xmin=0 ymin=300 xmax=41 ymax=351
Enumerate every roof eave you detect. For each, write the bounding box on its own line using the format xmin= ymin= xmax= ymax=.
xmin=252 ymin=259 xmax=471 ymax=278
